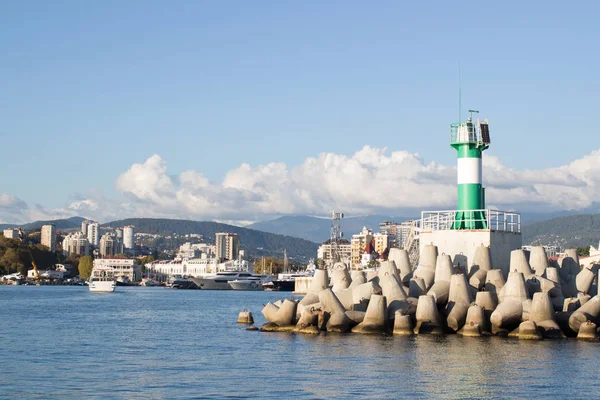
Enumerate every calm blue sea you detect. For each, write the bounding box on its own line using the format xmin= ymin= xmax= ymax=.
xmin=0 ymin=286 xmax=599 ymax=399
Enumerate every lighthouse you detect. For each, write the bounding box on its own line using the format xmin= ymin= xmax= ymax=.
xmin=450 ymin=110 xmax=490 ymax=229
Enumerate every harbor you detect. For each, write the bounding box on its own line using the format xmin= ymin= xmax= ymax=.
xmin=2 ymin=285 xmax=600 ymax=399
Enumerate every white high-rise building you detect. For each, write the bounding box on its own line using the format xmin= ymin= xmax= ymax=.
xmin=215 ymin=233 xmax=240 ymax=261
xmin=87 ymin=222 xmax=100 ymax=246
xmin=62 ymin=232 xmax=90 ymax=256
xmin=317 ymin=239 xmax=352 ymax=265
xmin=41 ymin=224 xmax=56 ymax=252
xmin=99 ymin=233 xmax=123 ymax=257
xmin=123 ymin=226 xmax=134 ymax=250
xmin=3 ymin=228 xmax=19 ymax=239
xmin=81 ymin=220 xmax=90 ymax=236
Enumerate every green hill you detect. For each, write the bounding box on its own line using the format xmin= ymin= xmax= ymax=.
xmin=522 ymin=213 xmax=600 ymax=248
xmin=102 ymin=218 xmax=319 ymax=261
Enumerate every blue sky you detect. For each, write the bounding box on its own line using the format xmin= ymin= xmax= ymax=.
xmin=1 ymin=1 xmax=599 ymax=223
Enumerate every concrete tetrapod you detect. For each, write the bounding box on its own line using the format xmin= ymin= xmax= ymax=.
xmin=309 ymin=269 xmax=329 ymax=294
xmin=578 ymin=293 xmax=591 ymax=306
xmin=412 ymin=244 xmax=438 ymax=289
xmin=378 ymin=260 xmax=401 ymax=281
xmin=563 ymin=297 xmax=580 ymax=312
xmin=509 ymin=249 xmax=534 ymax=277
xmin=331 ymin=267 xmax=351 ymax=292
xmin=577 ymin=321 xmax=598 ymax=340
xmin=576 ymin=267 xmax=596 ymax=294
xmin=349 ymin=270 xmax=366 ymax=289
xmin=237 ymin=310 xmax=254 ymax=324
xmin=457 ymin=304 xmax=487 ymax=336
xmin=318 ymin=288 xmax=352 ymax=332
xmin=485 ymin=269 xmax=506 ymax=295
xmin=469 ymin=245 xmax=493 ymax=289
xmin=529 ymin=246 xmax=549 ymax=277
xmin=559 ymin=251 xmax=580 ymax=283
xmin=530 ymin=292 xmax=565 ymax=339
xmin=261 ymin=299 xmax=298 ymax=331
xmin=389 ymin=248 xmax=413 ymax=284
xmin=352 ymin=294 xmax=387 ymax=334
xmin=475 ymin=291 xmax=498 ymax=330
xmin=295 ymin=308 xmax=319 ymax=334
xmin=428 ymin=255 xmax=453 ymax=305
xmin=568 ymin=295 xmax=600 ymax=333
xmin=545 ymin=267 xmax=565 ymax=310
xmin=509 ymin=320 xmax=543 ymax=340
xmin=409 ymin=277 xmax=428 ymax=298
xmin=498 ymin=272 xmax=529 ymax=303
xmin=393 ymin=310 xmax=413 ymax=336
xmin=379 ymin=274 xmax=412 ymax=319
xmin=415 ymin=295 xmax=445 ymax=334
xmin=446 ymin=274 xmax=473 ymax=332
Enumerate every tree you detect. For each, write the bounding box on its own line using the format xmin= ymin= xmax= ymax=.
xmin=78 ymin=256 xmax=93 ymax=280
xmin=576 ymin=246 xmax=591 ymax=257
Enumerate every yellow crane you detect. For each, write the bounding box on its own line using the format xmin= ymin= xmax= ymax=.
xmin=18 ymin=228 xmax=40 ymax=285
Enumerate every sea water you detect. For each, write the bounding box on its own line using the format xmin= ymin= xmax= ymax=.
xmin=1 ymin=286 xmax=599 ymax=399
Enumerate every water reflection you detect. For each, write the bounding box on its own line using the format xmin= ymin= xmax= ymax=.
xmin=2 ymin=287 xmax=600 ymax=399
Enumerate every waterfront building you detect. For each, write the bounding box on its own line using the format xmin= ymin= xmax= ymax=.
xmin=317 ymin=239 xmax=352 ymax=265
xmin=123 ymin=226 xmax=134 ymax=250
xmin=3 ymin=228 xmax=19 ymax=239
xmin=62 ymin=232 xmax=90 ymax=256
xmin=87 ymin=222 xmax=100 ymax=246
xmin=99 ymin=233 xmax=123 ymax=257
xmin=215 ymin=233 xmax=240 ymax=261
xmin=41 ymin=224 xmax=56 ymax=252
xmin=146 ymin=257 xmax=250 ymax=279
xmin=351 ymin=227 xmax=392 ymax=268
xmin=93 ymin=258 xmax=141 ymax=282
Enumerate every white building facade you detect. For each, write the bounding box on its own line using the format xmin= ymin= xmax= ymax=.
xmin=87 ymin=222 xmax=100 ymax=246
xmin=41 ymin=224 xmax=56 ymax=252
xmin=62 ymin=232 xmax=90 ymax=256
xmin=93 ymin=258 xmax=141 ymax=282
xmin=3 ymin=228 xmax=19 ymax=239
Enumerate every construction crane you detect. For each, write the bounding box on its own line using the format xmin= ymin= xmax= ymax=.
xmin=18 ymin=228 xmax=40 ymax=285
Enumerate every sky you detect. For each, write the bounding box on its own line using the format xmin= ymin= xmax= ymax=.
xmin=1 ymin=1 xmax=599 ymax=224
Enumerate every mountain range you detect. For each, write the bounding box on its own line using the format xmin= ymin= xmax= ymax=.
xmin=3 ymin=211 xmax=600 ymax=258
xmin=247 ymin=215 xmax=412 ymax=243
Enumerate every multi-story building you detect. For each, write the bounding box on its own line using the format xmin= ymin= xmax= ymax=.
xmin=92 ymin=258 xmax=141 ymax=282
xmin=215 ymin=233 xmax=240 ymax=261
xmin=379 ymin=221 xmax=399 ymax=248
xmin=62 ymin=232 xmax=90 ymax=256
xmin=41 ymin=224 xmax=56 ymax=252
xmin=373 ymin=233 xmax=389 ymax=256
xmin=81 ymin=220 xmax=90 ymax=237
xmin=123 ymin=226 xmax=135 ymax=250
xmin=87 ymin=222 xmax=99 ymax=246
xmin=3 ymin=228 xmax=19 ymax=239
xmin=99 ymin=233 xmax=123 ymax=257
xmin=351 ymin=227 xmax=374 ymax=267
xmin=115 ymin=228 xmax=123 ymax=240
xmin=317 ymin=239 xmax=352 ymax=265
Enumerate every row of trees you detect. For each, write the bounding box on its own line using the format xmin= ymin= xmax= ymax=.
xmin=0 ymin=236 xmax=59 ymax=276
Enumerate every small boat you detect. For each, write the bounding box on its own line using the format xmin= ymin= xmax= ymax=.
xmin=167 ymin=276 xmax=197 ymax=289
xmin=229 ymin=276 xmax=270 ymax=291
xmin=141 ymin=278 xmax=162 ymax=287
xmin=88 ymin=266 xmax=116 ymax=293
xmin=116 ymin=276 xmax=134 ymax=286
xmin=191 ymin=272 xmax=263 ymax=290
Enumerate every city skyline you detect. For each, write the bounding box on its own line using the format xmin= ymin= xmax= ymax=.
xmin=1 ymin=1 xmax=599 ymax=224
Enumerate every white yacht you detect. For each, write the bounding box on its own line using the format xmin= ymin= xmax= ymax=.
xmin=229 ymin=275 xmax=271 ymax=291
xmin=88 ymin=266 xmax=116 ymax=293
xmin=191 ymin=271 xmax=263 ymax=290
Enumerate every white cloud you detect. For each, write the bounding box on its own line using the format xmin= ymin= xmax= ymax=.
xmin=3 ymin=146 xmax=600 ymax=225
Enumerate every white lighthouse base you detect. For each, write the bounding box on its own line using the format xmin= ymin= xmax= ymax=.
xmin=419 ymin=230 xmax=522 ymax=278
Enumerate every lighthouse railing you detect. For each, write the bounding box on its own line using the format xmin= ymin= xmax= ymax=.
xmin=421 ymin=209 xmax=521 ymax=233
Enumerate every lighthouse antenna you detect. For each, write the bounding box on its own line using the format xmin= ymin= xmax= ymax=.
xmin=458 ymin=63 xmax=462 ymax=125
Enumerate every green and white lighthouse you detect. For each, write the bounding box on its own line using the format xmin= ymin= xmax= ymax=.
xmin=450 ymin=110 xmax=490 ymax=229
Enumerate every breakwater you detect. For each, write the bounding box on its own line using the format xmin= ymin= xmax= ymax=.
xmin=254 ymin=246 xmax=600 ymax=340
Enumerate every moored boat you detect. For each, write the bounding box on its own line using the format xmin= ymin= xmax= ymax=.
xmin=89 ymin=266 xmax=116 ymax=293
